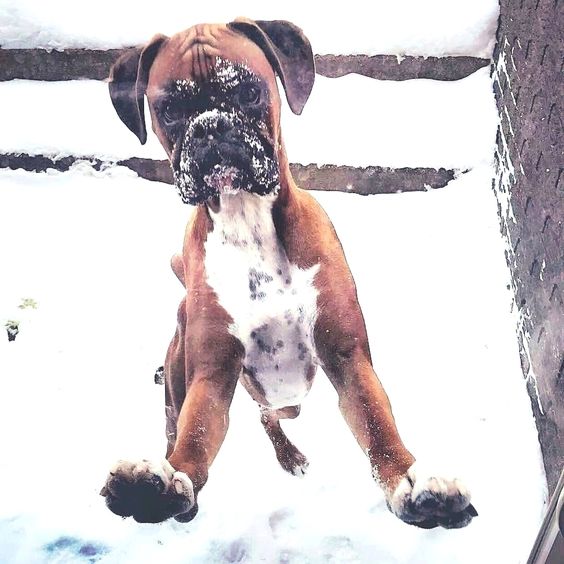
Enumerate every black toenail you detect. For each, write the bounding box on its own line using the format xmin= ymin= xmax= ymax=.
xmin=467 ymin=503 xmax=478 ymax=517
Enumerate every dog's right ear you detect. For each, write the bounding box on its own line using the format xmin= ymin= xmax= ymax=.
xmin=108 ymin=35 xmax=167 ymax=145
xmin=228 ymin=19 xmax=315 ymax=115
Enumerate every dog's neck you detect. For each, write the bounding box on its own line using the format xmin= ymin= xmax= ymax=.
xmin=206 ymin=190 xmax=282 ymax=251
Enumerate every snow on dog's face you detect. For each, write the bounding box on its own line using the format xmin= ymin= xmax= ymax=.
xmin=154 ymin=58 xmax=280 ymax=205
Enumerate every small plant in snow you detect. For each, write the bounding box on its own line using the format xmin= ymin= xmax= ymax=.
xmin=18 ymin=298 xmax=38 ymax=310
xmin=5 ymin=319 xmax=20 ymax=342
xmin=4 ymin=299 xmax=37 ymax=341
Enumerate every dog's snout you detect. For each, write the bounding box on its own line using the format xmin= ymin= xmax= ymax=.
xmin=191 ymin=114 xmax=233 ymax=144
xmin=216 ymin=116 xmax=232 ymax=135
xmin=192 ymin=123 xmax=206 ymax=140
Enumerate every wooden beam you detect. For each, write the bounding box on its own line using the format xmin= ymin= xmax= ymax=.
xmin=0 ymin=48 xmax=489 ymax=82
xmin=0 ymin=153 xmax=459 ymax=195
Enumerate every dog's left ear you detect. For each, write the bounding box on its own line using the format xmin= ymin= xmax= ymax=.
xmin=108 ymin=34 xmax=167 ymax=144
xmin=228 ymin=18 xmax=315 ymax=115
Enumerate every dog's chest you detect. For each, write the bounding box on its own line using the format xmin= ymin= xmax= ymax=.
xmin=203 ymin=193 xmax=319 ymax=408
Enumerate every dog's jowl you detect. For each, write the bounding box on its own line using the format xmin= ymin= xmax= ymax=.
xmin=101 ymin=19 xmax=478 ymax=529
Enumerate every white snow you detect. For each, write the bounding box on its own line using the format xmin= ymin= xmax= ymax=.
xmin=0 ymin=4 xmax=548 ymax=559
xmin=0 ymin=68 xmax=497 ymax=169
xmin=0 ymin=0 xmax=499 ymax=57
xmin=282 ymin=68 xmax=498 ymax=169
xmin=0 ymin=162 xmax=547 ymax=563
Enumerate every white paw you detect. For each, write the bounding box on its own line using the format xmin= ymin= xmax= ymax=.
xmin=387 ymin=463 xmax=477 ymax=529
xmin=290 ymin=457 xmax=309 ymax=477
xmin=101 ymin=459 xmax=195 ymax=523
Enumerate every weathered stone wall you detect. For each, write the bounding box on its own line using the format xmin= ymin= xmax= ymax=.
xmin=492 ymin=0 xmax=563 ymax=494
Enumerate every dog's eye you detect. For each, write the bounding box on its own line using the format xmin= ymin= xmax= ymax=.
xmin=239 ymin=83 xmax=261 ymax=106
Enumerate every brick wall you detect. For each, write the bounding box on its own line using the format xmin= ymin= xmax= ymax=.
xmin=492 ymin=0 xmax=563 ymax=494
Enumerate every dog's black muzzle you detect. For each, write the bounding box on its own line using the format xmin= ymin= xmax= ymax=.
xmin=172 ymin=110 xmax=280 ymax=205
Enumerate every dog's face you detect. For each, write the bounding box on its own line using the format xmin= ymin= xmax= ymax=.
xmin=147 ymin=41 xmax=281 ymax=205
xmin=109 ymin=20 xmax=315 ymax=205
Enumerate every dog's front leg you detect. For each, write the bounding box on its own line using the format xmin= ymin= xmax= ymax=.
xmin=166 ymin=358 xmax=242 ymax=521
xmin=101 ymin=313 xmax=243 ymax=524
xmin=318 ymin=324 xmax=477 ymax=529
xmin=101 ymin=364 xmax=241 ymax=523
xmin=321 ymin=346 xmax=415 ymax=492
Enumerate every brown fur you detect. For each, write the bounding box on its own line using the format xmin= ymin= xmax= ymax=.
xmin=165 ymin=152 xmax=414 ymax=493
xmin=106 ymin=21 xmax=416 ymax=521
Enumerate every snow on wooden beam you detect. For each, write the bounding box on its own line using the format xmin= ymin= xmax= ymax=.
xmin=0 ymin=153 xmax=458 ymax=195
xmin=315 ymin=54 xmax=489 ymax=81
xmin=0 ymin=48 xmax=489 ymax=82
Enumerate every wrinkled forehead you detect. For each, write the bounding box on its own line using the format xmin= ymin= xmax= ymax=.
xmin=147 ymin=23 xmax=277 ymax=96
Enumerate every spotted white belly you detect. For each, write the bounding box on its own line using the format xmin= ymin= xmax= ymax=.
xmin=203 ymin=191 xmax=319 ymax=409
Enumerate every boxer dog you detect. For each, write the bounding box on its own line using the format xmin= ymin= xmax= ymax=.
xmin=100 ymin=19 xmax=477 ymax=528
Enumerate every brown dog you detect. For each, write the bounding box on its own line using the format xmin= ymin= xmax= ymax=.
xmin=100 ymin=19 xmax=477 ymax=528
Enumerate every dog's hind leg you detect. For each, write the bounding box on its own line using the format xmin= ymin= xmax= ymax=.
xmin=261 ymin=406 xmax=309 ymax=476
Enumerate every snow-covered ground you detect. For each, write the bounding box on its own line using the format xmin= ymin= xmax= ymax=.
xmin=0 ymin=2 xmax=548 ymax=562
xmin=0 ymin=0 xmax=498 ymax=57
xmin=0 ymin=161 xmax=547 ymax=563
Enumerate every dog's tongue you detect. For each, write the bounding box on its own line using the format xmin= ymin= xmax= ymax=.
xmin=203 ymin=165 xmax=239 ymax=194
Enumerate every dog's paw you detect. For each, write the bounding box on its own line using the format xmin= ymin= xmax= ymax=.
xmin=386 ymin=463 xmax=477 ymax=529
xmin=287 ymin=451 xmax=309 ymax=477
xmin=277 ymin=444 xmax=309 ymax=477
xmin=100 ymin=459 xmax=195 ymax=523
xmin=154 ymin=366 xmax=165 ymax=385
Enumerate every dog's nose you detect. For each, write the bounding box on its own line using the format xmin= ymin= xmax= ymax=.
xmin=192 ymin=116 xmax=233 ymax=142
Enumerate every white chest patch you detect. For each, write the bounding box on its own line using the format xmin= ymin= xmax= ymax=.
xmin=204 ymin=192 xmax=319 ymax=409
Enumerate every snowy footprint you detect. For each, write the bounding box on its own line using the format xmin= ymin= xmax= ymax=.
xmin=100 ymin=459 xmax=195 ymax=523
xmin=386 ymin=463 xmax=478 ymax=529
